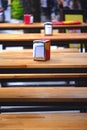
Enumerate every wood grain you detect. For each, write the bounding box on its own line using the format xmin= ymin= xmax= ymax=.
xmin=0 ymin=73 xmax=87 ymax=79
xmin=0 ymin=87 xmax=87 ymax=102
xmin=0 ymin=51 xmax=87 ymax=68
xmin=0 ymin=113 xmax=87 ymax=130
xmin=0 ymin=33 xmax=87 ymax=41
xmin=0 ymin=22 xmax=87 ymax=29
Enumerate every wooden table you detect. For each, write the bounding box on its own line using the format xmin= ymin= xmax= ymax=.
xmin=0 ymin=33 xmax=87 ymax=51
xmin=0 ymin=50 xmax=87 ymax=68
xmin=0 ymin=87 xmax=87 ymax=112
xmin=0 ymin=22 xmax=87 ymax=32
xmin=0 ymin=50 xmax=87 ymax=87
xmin=0 ymin=113 xmax=87 ymax=130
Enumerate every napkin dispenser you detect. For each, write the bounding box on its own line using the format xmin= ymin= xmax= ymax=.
xmin=33 ymin=40 xmax=50 ymax=61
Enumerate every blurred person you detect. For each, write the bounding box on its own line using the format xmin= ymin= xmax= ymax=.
xmin=58 ymin=0 xmax=73 ymax=10
xmin=0 ymin=0 xmax=8 ymax=11
xmin=40 ymin=0 xmax=58 ymax=22
xmin=20 ymin=0 xmax=40 ymax=22
xmin=80 ymin=0 xmax=87 ymax=21
xmin=63 ymin=0 xmax=71 ymax=9
xmin=68 ymin=0 xmax=73 ymax=9
xmin=58 ymin=0 xmax=70 ymax=21
xmin=51 ymin=0 xmax=59 ymax=22
xmin=20 ymin=0 xmax=41 ymax=33
xmin=0 ymin=0 xmax=8 ymax=22
xmin=58 ymin=0 xmax=81 ymax=10
xmin=58 ymin=0 xmax=64 ymax=9
xmin=1 ymin=0 xmax=8 ymax=10
xmin=71 ymin=0 xmax=81 ymax=10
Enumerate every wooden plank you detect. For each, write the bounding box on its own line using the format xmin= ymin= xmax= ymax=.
xmin=0 ymin=73 xmax=87 ymax=79
xmin=1 ymin=48 xmax=79 ymax=53
xmin=0 ymin=51 xmax=87 ymax=68
xmin=0 ymin=87 xmax=87 ymax=102
xmin=0 ymin=22 xmax=87 ymax=29
xmin=51 ymin=48 xmax=79 ymax=53
xmin=0 ymin=113 xmax=87 ymax=129
xmin=0 ymin=33 xmax=87 ymax=41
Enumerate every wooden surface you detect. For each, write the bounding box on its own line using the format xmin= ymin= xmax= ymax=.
xmin=0 ymin=22 xmax=87 ymax=29
xmin=0 ymin=33 xmax=87 ymax=41
xmin=50 ymin=48 xmax=79 ymax=53
xmin=1 ymin=48 xmax=79 ymax=53
xmin=0 ymin=87 xmax=87 ymax=102
xmin=0 ymin=73 xmax=87 ymax=79
xmin=0 ymin=113 xmax=87 ymax=130
xmin=0 ymin=50 xmax=87 ymax=68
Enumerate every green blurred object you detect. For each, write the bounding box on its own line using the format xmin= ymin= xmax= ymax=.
xmin=11 ymin=0 xmax=23 ymax=19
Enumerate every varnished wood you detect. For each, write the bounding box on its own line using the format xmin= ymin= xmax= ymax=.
xmin=0 ymin=22 xmax=87 ymax=29
xmin=51 ymin=48 xmax=79 ymax=53
xmin=1 ymin=48 xmax=79 ymax=53
xmin=0 ymin=113 xmax=87 ymax=130
xmin=0 ymin=50 xmax=87 ymax=68
xmin=0 ymin=87 xmax=87 ymax=102
xmin=0 ymin=73 xmax=87 ymax=79
xmin=0 ymin=33 xmax=87 ymax=41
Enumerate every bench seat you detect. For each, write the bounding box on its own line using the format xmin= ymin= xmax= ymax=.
xmin=0 ymin=87 xmax=87 ymax=102
xmin=0 ymin=73 xmax=87 ymax=79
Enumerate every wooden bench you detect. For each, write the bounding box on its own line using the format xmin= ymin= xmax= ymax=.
xmin=0 ymin=73 xmax=87 ymax=87
xmin=0 ymin=73 xmax=86 ymax=79
xmin=0 ymin=72 xmax=87 ymax=87
xmin=0 ymin=87 xmax=87 ymax=103
xmin=0 ymin=87 xmax=87 ymax=112
xmin=0 ymin=112 xmax=87 ymax=130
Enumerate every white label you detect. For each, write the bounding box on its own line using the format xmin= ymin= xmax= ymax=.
xmin=45 ymin=25 xmax=52 ymax=35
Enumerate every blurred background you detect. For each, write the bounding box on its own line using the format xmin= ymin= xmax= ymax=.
xmin=0 ymin=0 xmax=86 ymax=51
xmin=0 ymin=0 xmax=87 ymax=23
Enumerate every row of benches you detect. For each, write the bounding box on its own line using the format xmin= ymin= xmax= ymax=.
xmin=0 ymin=65 xmax=87 ymax=128
xmin=0 ymin=87 xmax=87 ymax=129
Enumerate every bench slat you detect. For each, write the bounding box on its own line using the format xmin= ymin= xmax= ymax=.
xmin=1 ymin=48 xmax=79 ymax=53
xmin=0 ymin=33 xmax=87 ymax=41
xmin=0 ymin=113 xmax=87 ymax=130
xmin=0 ymin=87 xmax=87 ymax=102
xmin=0 ymin=73 xmax=87 ymax=79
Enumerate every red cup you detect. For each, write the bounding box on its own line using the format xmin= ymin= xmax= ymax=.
xmin=24 ymin=14 xmax=31 ymax=24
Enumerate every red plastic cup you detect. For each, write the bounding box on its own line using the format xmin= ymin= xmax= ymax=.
xmin=24 ymin=14 xmax=31 ymax=24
